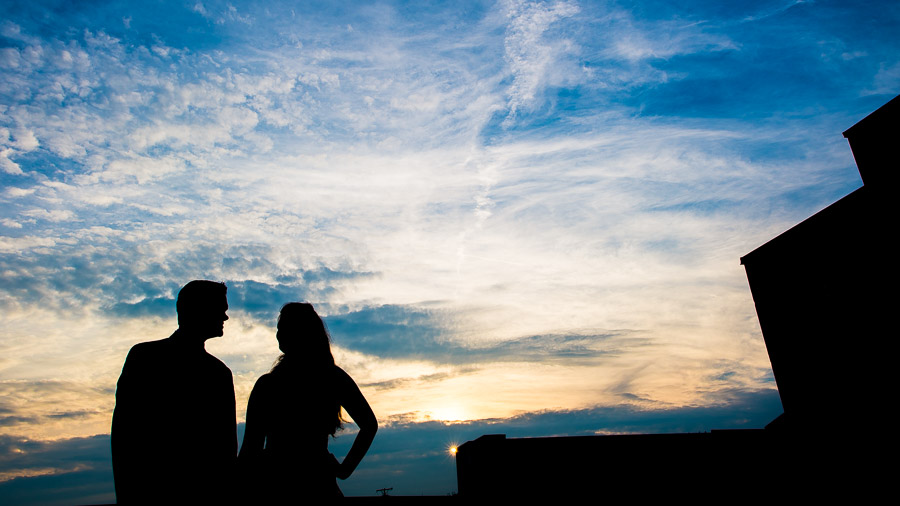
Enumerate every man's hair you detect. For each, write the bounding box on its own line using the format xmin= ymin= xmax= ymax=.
xmin=176 ymin=280 xmax=227 ymax=326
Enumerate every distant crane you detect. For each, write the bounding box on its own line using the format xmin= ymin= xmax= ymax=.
xmin=376 ymin=487 xmax=393 ymax=497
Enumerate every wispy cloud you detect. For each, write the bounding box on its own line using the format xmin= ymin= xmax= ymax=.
xmin=1 ymin=0 xmax=898 ymax=499
xmin=502 ymin=0 xmax=581 ymax=122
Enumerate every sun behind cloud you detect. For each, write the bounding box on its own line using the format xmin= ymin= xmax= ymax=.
xmin=1 ymin=0 xmax=897 ymax=502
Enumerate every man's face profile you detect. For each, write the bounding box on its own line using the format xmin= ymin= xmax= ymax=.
xmin=205 ymin=295 xmax=229 ymax=338
xmin=176 ymin=281 xmax=229 ymax=340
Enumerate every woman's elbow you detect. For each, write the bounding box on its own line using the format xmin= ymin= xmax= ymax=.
xmin=361 ymin=417 xmax=378 ymax=435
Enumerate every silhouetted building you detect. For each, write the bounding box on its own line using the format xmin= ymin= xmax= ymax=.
xmin=739 ymin=95 xmax=896 ymax=498
xmin=457 ymin=430 xmax=781 ymax=500
xmin=457 ymin=95 xmax=898 ymax=500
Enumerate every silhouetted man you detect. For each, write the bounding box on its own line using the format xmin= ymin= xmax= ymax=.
xmin=111 ymin=280 xmax=236 ymax=504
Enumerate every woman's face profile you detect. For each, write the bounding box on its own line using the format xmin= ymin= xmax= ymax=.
xmin=276 ymin=315 xmax=299 ymax=352
xmin=276 ymin=317 xmax=286 ymax=341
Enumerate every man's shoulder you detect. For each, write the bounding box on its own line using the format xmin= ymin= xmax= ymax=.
xmin=125 ymin=337 xmax=172 ymax=361
xmin=203 ymin=351 xmax=233 ymax=375
xmin=131 ymin=337 xmax=171 ymax=349
xmin=117 ymin=338 xmax=174 ymax=387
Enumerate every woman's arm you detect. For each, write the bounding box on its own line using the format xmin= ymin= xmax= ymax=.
xmin=238 ymin=376 xmax=268 ymax=465
xmin=334 ymin=367 xmax=377 ymax=480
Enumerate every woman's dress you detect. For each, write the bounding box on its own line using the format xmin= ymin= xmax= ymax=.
xmin=241 ymin=365 xmax=344 ymax=501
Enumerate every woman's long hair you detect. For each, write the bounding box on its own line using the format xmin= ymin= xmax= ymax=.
xmin=271 ymin=302 xmax=345 ymax=435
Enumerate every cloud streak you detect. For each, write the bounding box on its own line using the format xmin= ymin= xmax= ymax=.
xmin=2 ymin=0 xmax=898 ymax=499
xmin=0 ymin=389 xmax=781 ymax=500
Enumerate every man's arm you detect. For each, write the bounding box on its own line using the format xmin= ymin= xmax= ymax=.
xmin=111 ymin=345 xmax=148 ymax=503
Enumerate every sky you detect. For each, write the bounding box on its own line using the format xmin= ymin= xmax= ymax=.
xmin=0 ymin=0 xmax=896 ymax=502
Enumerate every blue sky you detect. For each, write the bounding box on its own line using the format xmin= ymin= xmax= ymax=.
xmin=1 ymin=0 xmax=897 ymax=501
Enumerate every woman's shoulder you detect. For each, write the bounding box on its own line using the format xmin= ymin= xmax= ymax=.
xmin=331 ymin=364 xmax=353 ymax=382
xmin=331 ymin=365 xmax=362 ymax=393
xmin=252 ymin=372 xmax=277 ymax=392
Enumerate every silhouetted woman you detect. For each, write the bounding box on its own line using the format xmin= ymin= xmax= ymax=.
xmin=239 ymin=302 xmax=377 ymax=500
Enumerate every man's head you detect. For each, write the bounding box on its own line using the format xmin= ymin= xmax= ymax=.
xmin=176 ymin=280 xmax=228 ymax=339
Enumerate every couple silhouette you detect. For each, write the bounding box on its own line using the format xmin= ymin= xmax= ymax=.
xmin=110 ymin=280 xmax=377 ymax=504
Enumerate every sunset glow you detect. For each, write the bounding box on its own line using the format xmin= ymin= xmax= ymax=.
xmin=2 ymin=0 xmax=896 ymax=502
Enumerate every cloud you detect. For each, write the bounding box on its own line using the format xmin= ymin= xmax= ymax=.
xmin=100 ymin=156 xmax=186 ymax=185
xmin=0 ymin=434 xmax=114 ymax=505
xmin=1 ymin=4 xmax=896 ymax=502
xmin=190 ymin=1 xmax=254 ymax=25
xmin=0 ymin=233 xmax=375 ymax=322
xmin=12 ymin=131 xmax=37 ymax=152
xmin=106 ymin=296 xmax=176 ymax=320
xmin=868 ymin=60 xmax=900 ymax=96
xmin=741 ymin=0 xmax=809 ymax=23
xmin=226 ymin=275 xmax=365 ymax=321
xmin=0 ymin=148 xmax=24 ymax=175
xmin=0 ymin=415 xmax=39 ymax=427
xmin=502 ymin=0 xmax=581 ymax=121
xmin=0 ymin=389 xmax=780 ymax=500
xmin=3 ymin=187 xmax=34 ymax=198
xmin=0 ymin=380 xmax=113 ymax=440
xmin=332 ymin=388 xmax=783 ymax=495
xmin=20 ymin=209 xmax=74 ymax=222
xmin=326 ymin=302 xmax=639 ymax=365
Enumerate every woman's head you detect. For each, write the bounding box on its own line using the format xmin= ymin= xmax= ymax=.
xmin=276 ymin=302 xmax=335 ymax=365
xmin=272 ymin=302 xmax=344 ymax=434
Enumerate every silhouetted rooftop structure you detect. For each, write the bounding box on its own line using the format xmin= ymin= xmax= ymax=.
xmin=842 ymin=94 xmax=899 ymax=188
xmin=457 ymin=94 xmax=898 ymax=500
xmin=457 ymin=430 xmax=780 ymax=500
xmin=741 ymin=95 xmax=894 ymax=431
